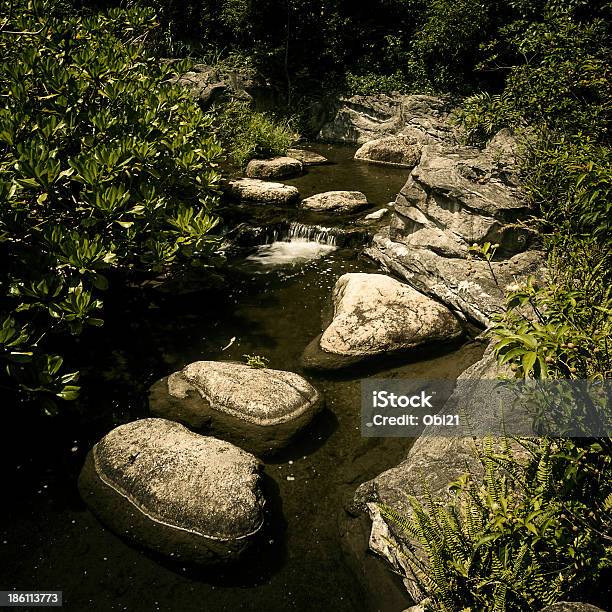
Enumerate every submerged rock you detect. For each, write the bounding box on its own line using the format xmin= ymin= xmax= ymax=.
xmin=149 ymin=361 xmax=323 ymax=455
xmin=354 ymin=135 xmax=423 ymax=168
xmin=287 ymin=148 xmax=329 ymax=166
xmin=300 ymin=191 xmax=369 ymax=213
xmin=302 ymin=273 xmax=462 ymax=370
xmin=246 ymin=156 xmax=303 ymax=180
xmin=79 ymin=418 xmax=265 ymax=565
xmin=226 ymin=178 xmax=299 ymax=205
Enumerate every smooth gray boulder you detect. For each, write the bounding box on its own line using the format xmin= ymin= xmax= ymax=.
xmin=302 ymin=273 xmax=463 ymax=370
xmin=354 ymin=135 xmax=423 ymax=168
xmin=149 ymin=361 xmax=323 ymax=455
xmin=300 ymin=191 xmax=369 ymax=213
xmin=79 ymin=418 xmax=265 ymax=564
xmin=287 ymin=148 xmax=328 ymax=166
xmin=318 ymin=94 xmax=455 ymax=145
xmin=226 ymin=178 xmax=299 ymax=205
xmin=246 ymin=156 xmax=303 ymax=180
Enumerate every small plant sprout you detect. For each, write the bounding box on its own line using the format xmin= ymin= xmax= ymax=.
xmin=243 ymin=354 xmax=270 ymax=369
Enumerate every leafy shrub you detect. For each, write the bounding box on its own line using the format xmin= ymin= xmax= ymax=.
xmin=345 ymin=71 xmax=413 ymax=96
xmin=212 ymin=101 xmax=296 ymax=168
xmin=0 ymin=4 xmax=222 ymax=413
xmin=456 ymin=4 xmax=610 ymax=145
xmin=381 ymin=438 xmax=612 ymax=611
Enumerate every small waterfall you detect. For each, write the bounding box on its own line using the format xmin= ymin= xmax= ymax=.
xmin=246 ymin=222 xmax=340 ymax=266
xmin=265 ymin=222 xmax=341 ymax=246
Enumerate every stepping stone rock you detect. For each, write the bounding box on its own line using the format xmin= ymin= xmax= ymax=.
xmin=78 ymin=418 xmax=265 ymax=565
xmin=355 ymin=136 xmax=423 ymax=168
xmin=300 ymin=191 xmax=369 ymax=213
xmin=287 ymin=148 xmax=329 ymax=166
xmin=149 ymin=361 xmax=323 ymax=455
xmin=364 ymin=208 xmax=388 ymax=221
xmin=246 ymin=156 xmax=303 ymax=179
xmin=302 ymin=273 xmax=463 ymax=370
xmin=226 ymin=178 xmax=299 ymax=205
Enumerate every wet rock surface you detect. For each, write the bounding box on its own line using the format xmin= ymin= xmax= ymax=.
xmin=354 ymin=135 xmax=423 ymax=168
xmin=149 ymin=361 xmax=323 ymax=455
xmin=300 ymin=190 xmax=369 ymax=213
xmin=287 ymin=148 xmax=329 ymax=166
xmin=302 ymin=273 xmax=463 ymax=370
xmin=78 ymin=418 xmax=265 ymax=565
xmin=246 ymin=157 xmax=303 ymax=180
xmin=226 ymin=178 xmax=299 ymax=205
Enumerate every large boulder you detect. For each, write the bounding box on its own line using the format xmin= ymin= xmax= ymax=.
xmin=149 ymin=361 xmax=323 ymax=455
xmin=287 ymin=148 xmax=329 ymax=166
xmin=318 ymin=94 xmax=454 ymax=145
xmin=353 ymin=341 xmax=527 ymax=601
xmin=300 ymin=191 xmax=369 ymax=213
xmin=302 ymin=273 xmax=463 ymax=370
xmin=79 ymin=419 xmax=265 ymax=565
xmin=367 ymin=131 xmax=546 ymax=325
xmin=354 ymin=135 xmax=423 ymax=168
xmin=246 ymin=156 xmax=303 ymax=180
xmin=368 ymin=232 xmax=545 ymax=327
xmin=226 ymin=178 xmax=299 ymax=205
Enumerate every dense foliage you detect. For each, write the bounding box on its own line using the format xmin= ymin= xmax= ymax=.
xmin=381 ymin=438 xmax=612 ymax=611
xmin=457 ymin=1 xmax=611 ymax=382
xmin=0 ymin=4 xmax=222 ymax=413
xmin=211 ymin=101 xmax=296 ymax=168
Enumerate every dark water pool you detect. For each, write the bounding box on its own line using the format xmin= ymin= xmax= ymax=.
xmin=0 ymin=146 xmax=484 ymax=612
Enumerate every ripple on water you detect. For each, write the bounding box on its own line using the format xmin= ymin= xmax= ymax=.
xmin=246 ymin=239 xmax=337 ymax=266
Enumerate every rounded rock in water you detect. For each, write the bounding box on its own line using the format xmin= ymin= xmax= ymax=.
xmin=78 ymin=419 xmax=265 ymax=565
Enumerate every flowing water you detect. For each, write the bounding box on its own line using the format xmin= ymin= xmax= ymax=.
xmin=0 ymin=145 xmax=485 ymax=612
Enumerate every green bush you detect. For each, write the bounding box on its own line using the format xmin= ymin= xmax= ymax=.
xmin=0 ymin=4 xmax=222 ymax=413
xmin=455 ymin=4 xmax=610 ymax=144
xmin=381 ymin=438 xmax=612 ymax=611
xmin=212 ymin=101 xmax=296 ymax=169
xmin=345 ymin=71 xmax=413 ymax=96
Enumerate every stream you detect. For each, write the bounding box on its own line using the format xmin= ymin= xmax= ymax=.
xmin=0 ymin=145 xmax=484 ymax=612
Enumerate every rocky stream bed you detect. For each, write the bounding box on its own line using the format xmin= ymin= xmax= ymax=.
xmin=1 ymin=95 xmax=558 ymax=612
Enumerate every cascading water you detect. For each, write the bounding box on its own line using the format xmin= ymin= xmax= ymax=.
xmin=246 ymin=222 xmax=340 ymax=265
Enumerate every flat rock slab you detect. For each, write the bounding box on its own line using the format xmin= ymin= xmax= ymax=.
xmin=364 ymin=208 xmax=389 ymax=221
xmin=226 ymin=178 xmax=299 ymax=205
xmin=368 ymin=232 xmax=546 ymax=327
xmin=300 ymin=191 xmax=369 ymax=213
xmin=149 ymin=361 xmax=323 ymax=455
xmin=302 ymin=273 xmax=462 ymax=370
xmin=79 ymin=419 xmax=265 ymax=565
xmin=287 ymin=148 xmax=329 ymax=165
xmin=355 ymin=136 xmax=423 ymax=168
xmin=246 ymin=156 xmax=303 ymax=180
